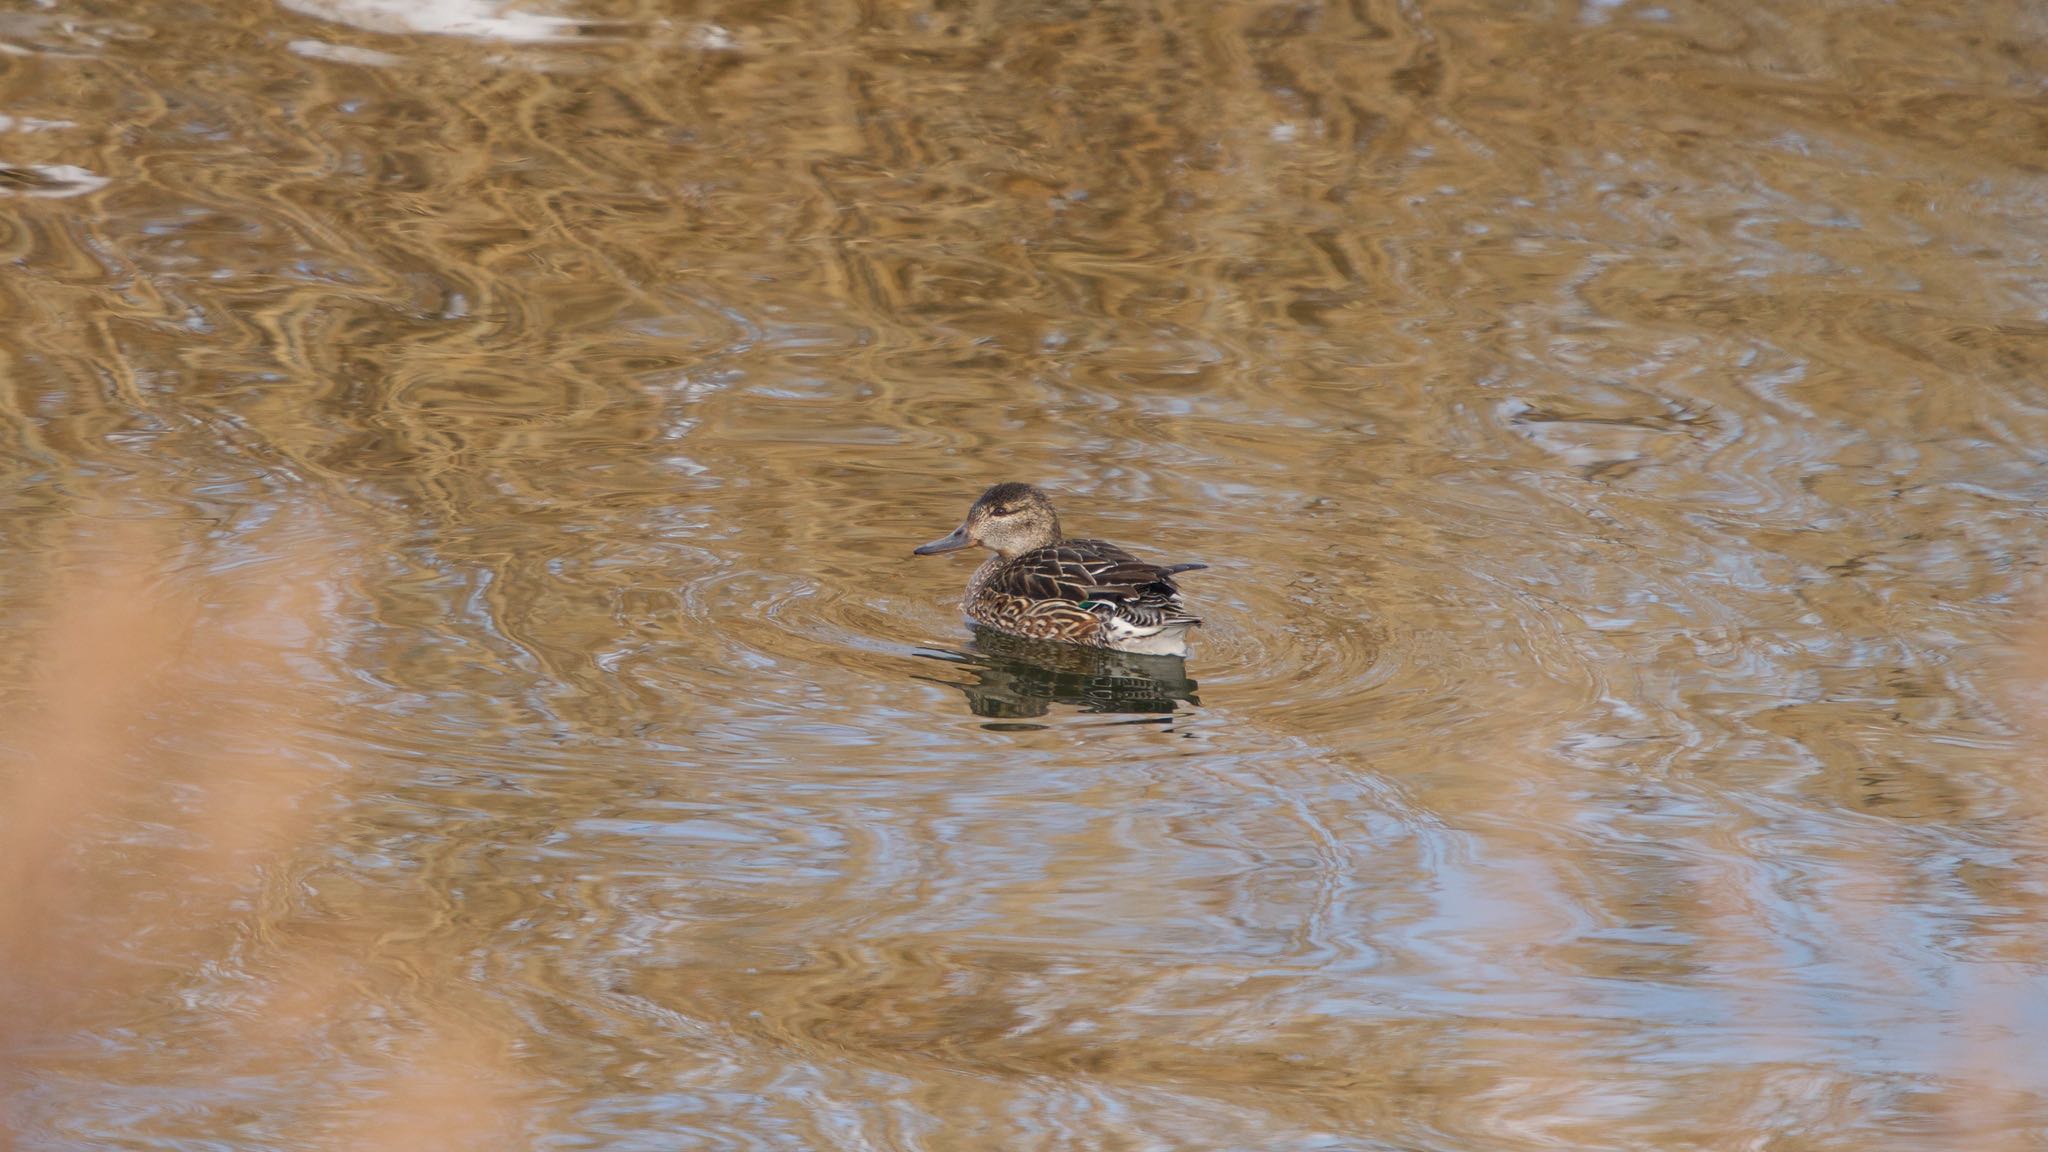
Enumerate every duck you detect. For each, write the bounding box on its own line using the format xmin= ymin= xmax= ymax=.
xmin=913 ymin=482 xmax=1206 ymax=656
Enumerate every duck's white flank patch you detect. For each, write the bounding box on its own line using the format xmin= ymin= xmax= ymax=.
xmin=1103 ymin=619 xmax=1192 ymax=656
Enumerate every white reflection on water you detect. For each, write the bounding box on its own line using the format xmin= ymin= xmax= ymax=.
xmin=279 ymin=0 xmax=585 ymax=42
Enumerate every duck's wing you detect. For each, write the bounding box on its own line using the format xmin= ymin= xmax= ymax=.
xmin=993 ymin=540 xmax=1206 ymax=627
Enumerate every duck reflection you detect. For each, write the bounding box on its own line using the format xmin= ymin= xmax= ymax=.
xmin=917 ymin=626 xmax=1200 ymax=721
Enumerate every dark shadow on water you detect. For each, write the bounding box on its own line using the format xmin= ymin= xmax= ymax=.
xmin=915 ymin=627 xmax=1200 ymax=726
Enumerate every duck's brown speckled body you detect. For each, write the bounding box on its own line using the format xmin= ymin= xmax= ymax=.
xmin=915 ymin=483 xmax=1205 ymax=656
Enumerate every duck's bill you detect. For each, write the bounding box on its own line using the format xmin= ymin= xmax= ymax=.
xmin=913 ymin=525 xmax=971 ymax=555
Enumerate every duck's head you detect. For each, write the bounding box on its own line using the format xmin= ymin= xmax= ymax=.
xmin=914 ymin=482 xmax=1063 ymax=559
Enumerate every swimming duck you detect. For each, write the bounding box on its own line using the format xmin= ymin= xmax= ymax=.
xmin=913 ymin=482 xmax=1206 ymax=656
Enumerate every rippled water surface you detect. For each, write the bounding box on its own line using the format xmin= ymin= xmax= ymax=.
xmin=4 ymin=0 xmax=2048 ymax=1147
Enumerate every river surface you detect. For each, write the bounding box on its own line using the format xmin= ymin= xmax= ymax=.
xmin=3 ymin=0 xmax=2047 ymax=1148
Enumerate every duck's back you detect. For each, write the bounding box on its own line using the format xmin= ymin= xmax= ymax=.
xmin=968 ymin=539 xmax=1205 ymax=653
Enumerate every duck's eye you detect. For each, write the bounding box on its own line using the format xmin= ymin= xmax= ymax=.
xmin=991 ymin=505 xmax=1018 ymax=516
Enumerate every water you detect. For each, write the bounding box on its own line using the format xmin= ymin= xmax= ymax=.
xmin=3 ymin=0 xmax=2046 ymax=1147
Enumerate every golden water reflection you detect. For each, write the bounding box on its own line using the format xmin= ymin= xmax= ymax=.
xmin=3 ymin=0 xmax=2048 ymax=1147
